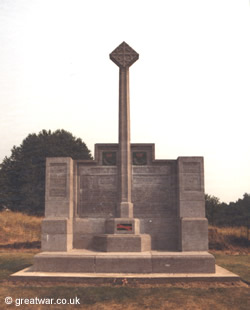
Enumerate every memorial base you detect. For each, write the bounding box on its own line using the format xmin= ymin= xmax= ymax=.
xmin=32 ymin=250 xmax=215 ymax=274
xmin=11 ymin=265 xmax=240 ymax=284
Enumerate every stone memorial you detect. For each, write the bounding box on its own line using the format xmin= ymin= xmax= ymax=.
xmin=28 ymin=42 xmax=217 ymax=274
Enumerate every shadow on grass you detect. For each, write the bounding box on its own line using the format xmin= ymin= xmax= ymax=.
xmin=212 ymin=252 xmax=250 ymax=283
xmin=0 ymin=252 xmax=35 ymax=281
xmin=0 ymin=241 xmax=41 ymax=249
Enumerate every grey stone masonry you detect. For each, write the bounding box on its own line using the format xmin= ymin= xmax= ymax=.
xmin=40 ymin=145 xmax=210 ymax=254
xmin=177 ymin=157 xmax=208 ymax=251
xmin=33 ymin=251 xmax=215 ymax=274
xmin=42 ymin=157 xmax=74 ymax=252
xmin=92 ymin=234 xmax=151 ymax=252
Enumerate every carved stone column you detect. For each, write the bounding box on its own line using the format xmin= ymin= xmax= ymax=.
xmin=92 ymin=42 xmax=151 ymax=252
xmin=110 ymin=41 xmax=139 ymax=218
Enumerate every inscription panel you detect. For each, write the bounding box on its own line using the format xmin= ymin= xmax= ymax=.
xmin=183 ymin=162 xmax=201 ymax=173
xmin=133 ymin=166 xmax=171 ymax=175
xmin=49 ymin=163 xmax=67 ymax=198
xmin=78 ymin=165 xmax=117 ymax=217
xmin=78 ymin=166 xmax=116 ymax=175
xmin=182 ymin=162 xmax=202 ymax=191
xmin=183 ymin=174 xmax=201 ymax=191
xmin=132 ymin=165 xmax=177 ymax=218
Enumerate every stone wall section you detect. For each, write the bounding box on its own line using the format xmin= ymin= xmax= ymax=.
xmin=177 ymin=157 xmax=208 ymax=251
xmin=42 ymin=157 xmax=74 ymax=251
xmin=73 ymin=144 xmax=180 ymax=251
xmin=78 ymin=166 xmax=117 ymax=218
xmin=41 ymin=146 xmax=208 ymax=252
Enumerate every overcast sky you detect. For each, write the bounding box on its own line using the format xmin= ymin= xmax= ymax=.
xmin=0 ymin=0 xmax=249 ymax=203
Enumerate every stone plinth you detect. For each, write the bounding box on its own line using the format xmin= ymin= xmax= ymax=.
xmin=32 ymin=250 xmax=215 ymax=274
xmin=93 ymin=218 xmax=152 ymax=252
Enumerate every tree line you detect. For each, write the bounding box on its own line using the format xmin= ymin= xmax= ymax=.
xmin=205 ymin=193 xmax=250 ymax=227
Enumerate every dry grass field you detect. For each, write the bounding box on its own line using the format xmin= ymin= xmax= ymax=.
xmin=0 ymin=211 xmax=249 ymax=309
xmin=209 ymin=226 xmax=250 ymax=251
xmin=0 ymin=210 xmax=41 ymax=248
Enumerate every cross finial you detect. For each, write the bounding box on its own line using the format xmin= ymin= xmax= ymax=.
xmin=110 ymin=42 xmax=139 ymax=68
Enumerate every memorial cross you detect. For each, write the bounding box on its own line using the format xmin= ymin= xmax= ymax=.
xmin=110 ymin=42 xmax=139 ymax=218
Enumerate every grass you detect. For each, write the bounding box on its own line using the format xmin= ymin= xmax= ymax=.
xmin=209 ymin=226 xmax=250 ymax=252
xmin=217 ymin=226 xmax=250 ymax=240
xmin=0 ymin=211 xmax=41 ymax=248
xmin=212 ymin=252 xmax=250 ymax=283
xmin=0 ymin=284 xmax=249 ymax=309
xmin=0 ymin=251 xmax=249 ymax=310
xmin=0 ymin=211 xmax=249 ymax=309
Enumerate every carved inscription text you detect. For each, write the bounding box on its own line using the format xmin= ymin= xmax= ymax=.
xmin=49 ymin=163 xmax=67 ymax=198
xmin=183 ymin=162 xmax=202 ymax=191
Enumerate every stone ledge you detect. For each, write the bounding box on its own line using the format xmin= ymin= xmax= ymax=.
xmin=31 ymin=250 xmax=215 ymax=274
xmin=11 ymin=265 xmax=240 ymax=284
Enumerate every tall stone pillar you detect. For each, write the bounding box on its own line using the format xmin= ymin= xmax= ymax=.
xmin=93 ymin=42 xmax=151 ymax=252
xmin=110 ymin=41 xmax=139 ymax=218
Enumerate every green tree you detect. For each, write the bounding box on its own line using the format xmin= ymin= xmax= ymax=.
xmin=233 ymin=193 xmax=250 ymax=228
xmin=205 ymin=193 xmax=250 ymax=227
xmin=205 ymin=194 xmax=220 ymax=225
xmin=0 ymin=129 xmax=92 ymax=215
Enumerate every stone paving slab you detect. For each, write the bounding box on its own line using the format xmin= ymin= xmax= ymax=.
xmin=11 ymin=265 xmax=240 ymax=284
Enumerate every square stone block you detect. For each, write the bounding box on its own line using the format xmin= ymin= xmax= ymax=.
xmin=179 ymin=200 xmax=205 ymax=218
xmin=41 ymin=218 xmax=72 ymax=251
xmin=41 ymin=233 xmax=72 ymax=252
xmin=180 ymin=218 xmax=208 ymax=251
xmin=42 ymin=218 xmax=71 ymax=234
xmin=153 ymin=234 xmax=179 ymax=251
xmin=73 ymin=234 xmax=94 ymax=249
xmin=93 ymin=234 xmax=151 ymax=252
xmin=73 ymin=218 xmax=106 ymax=234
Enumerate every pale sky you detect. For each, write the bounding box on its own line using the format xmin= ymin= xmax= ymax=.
xmin=0 ymin=0 xmax=249 ymax=203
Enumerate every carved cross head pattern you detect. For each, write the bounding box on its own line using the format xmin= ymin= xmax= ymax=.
xmin=110 ymin=42 xmax=139 ymax=68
